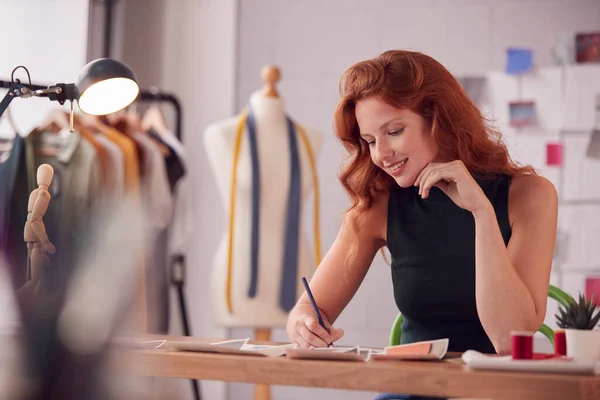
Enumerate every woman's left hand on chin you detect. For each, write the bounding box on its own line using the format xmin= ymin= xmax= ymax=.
xmin=414 ymin=160 xmax=491 ymax=214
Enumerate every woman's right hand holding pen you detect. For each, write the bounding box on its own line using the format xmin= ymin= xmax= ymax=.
xmin=286 ymin=303 xmax=344 ymax=349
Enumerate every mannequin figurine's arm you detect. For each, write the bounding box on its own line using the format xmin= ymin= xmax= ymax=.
xmin=30 ymin=190 xmax=55 ymax=254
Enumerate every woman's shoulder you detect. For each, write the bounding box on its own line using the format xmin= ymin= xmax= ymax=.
xmin=344 ymin=190 xmax=389 ymax=244
xmin=509 ymin=174 xmax=557 ymax=200
xmin=508 ymin=174 xmax=558 ymax=220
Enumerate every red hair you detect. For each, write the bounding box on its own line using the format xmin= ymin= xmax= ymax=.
xmin=334 ymin=50 xmax=535 ymax=222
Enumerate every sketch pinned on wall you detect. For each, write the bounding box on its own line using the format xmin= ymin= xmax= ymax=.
xmin=506 ymin=48 xmax=533 ymax=74
xmin=553 ymin=35 xmax=575 ymax=66
xmin=509 ymin=101 xmax=536 ymax=127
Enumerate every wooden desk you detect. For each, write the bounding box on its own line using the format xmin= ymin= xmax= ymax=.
xmin=116 ymin=336 xmax=600 ymax=400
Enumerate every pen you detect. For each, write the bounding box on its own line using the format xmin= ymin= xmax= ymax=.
xmin=301 ymin=277 xmax=333 ymax=347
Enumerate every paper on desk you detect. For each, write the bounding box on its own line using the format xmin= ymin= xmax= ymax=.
xmin=462 ymin=350 xmax=600 ymax=375
xmin=286 ymin=345 xmax=374 ymax=362
xmin=167 ymin=338 xmax=296 ymax=357
xmin=110 ymin=337 xmax=167 ymax=349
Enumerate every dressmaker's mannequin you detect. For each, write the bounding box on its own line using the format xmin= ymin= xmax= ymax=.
xmin=204 ymin=66 xmax=323 ymax=400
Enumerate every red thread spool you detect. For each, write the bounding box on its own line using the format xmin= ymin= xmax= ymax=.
xmin=511 ymin=331 xmax=534 ymax=360
xmin=554 ymin=330 xmax=567 ymax=356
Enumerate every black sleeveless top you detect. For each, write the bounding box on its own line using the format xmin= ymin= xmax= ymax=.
xmin=387 ymin=175 xmax=512 ymax=354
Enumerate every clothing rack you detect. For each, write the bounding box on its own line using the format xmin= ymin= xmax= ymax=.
xmin=0 ymin=78 xmax=192 ymax=336
xmin=1 ymin=76 xmax=199 ymax=400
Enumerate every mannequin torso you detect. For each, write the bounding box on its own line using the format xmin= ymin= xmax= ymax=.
xmin=204 ymin=91 xmax=323 ymax=327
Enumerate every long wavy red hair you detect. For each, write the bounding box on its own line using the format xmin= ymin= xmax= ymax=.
xmin=334 ymin=50 xmax=535 ymax=223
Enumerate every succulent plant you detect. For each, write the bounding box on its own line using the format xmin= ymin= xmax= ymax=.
xmin=555 ymin=292 xmax=600 ymax=330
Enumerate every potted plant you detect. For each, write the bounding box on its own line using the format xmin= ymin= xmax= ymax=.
xmin=555 ymin=292 xmax=600 ymax=363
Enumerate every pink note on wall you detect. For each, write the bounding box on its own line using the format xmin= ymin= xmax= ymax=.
xmin=546 ymin=142 xmax=563 ymax=166
xmin=586 ymin=277 xmax=600 ymax=306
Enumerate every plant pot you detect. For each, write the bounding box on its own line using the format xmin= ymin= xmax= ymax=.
xmin=565 ymin=329 xmax=600 ymax=363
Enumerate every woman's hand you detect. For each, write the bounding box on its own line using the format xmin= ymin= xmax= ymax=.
xmin=414 ymin=160 xmax=491 ymax=214
xmin=287 ymin=303 xmax=344 ymax=349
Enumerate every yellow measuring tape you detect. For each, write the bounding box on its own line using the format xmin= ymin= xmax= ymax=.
xmin=226 ymin=112 xmax=321 ymax=313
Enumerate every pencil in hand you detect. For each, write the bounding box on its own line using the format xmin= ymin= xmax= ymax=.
xmin=302 ymin=277 xmax=334 ymax=347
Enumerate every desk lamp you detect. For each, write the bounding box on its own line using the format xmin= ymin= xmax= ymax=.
xmin=0 ymin=58 xmax=139 ymax=125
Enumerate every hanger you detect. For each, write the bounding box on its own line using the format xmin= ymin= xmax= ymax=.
xmin=37 ymin=107 xmax=70 ymax=134
xmin=78 ymin=113 xmax=109 ymax=134
xmin=261 ymin=65 xmax=281 ymax=98
xmin=30 ymin=107 xmax=72 ymax=157
xmin=139 ymin=105 xmax=172 ymax=157
xmin=141 ymin=104 xmax=168 ymax=136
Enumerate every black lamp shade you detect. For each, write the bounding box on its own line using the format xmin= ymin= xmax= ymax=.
xmin=76 ymin=58 xmax=140 ymax=115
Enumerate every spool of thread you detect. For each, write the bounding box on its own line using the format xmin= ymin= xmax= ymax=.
xmin=554 ymin=330 xmax=567 ymax=356
xmin=511 ymin=331 xmax=534 ymax=360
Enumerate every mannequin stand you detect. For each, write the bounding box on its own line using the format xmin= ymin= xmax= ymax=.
xmin=254 ymin=327 xmax=272 ymax=400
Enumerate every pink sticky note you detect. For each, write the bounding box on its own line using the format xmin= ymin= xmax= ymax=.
xmin=546 ymin=142 xmax=563 ymax=166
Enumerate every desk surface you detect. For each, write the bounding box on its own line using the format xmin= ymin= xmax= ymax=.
xmin=116 ymin=336 xmax=600 ymax=400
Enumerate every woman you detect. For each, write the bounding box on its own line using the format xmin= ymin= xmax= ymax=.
xmin=286 ymin=50 xmax=557 ymax=358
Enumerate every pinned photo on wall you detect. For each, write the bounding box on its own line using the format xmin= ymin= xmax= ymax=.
xmin=546 ymin=142 xmax=563 ymax=167
xmin=587 ymin=129 xmax=600 ymax=160
xmin=509 ymin=101 xmax=536 ymax=127
xmin=587 ymin=94 xmax=600 ymax=160
xmin=575 ymin=32 xmax=600 ymax=64
xmin=506 ymin=48 xmax=533 ymax=74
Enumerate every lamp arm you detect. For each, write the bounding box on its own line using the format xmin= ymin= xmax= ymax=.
xmin=0 ymin=82 xmax=18 ymax=119
xmin=0 ymin=81 xmax=79 ymax=121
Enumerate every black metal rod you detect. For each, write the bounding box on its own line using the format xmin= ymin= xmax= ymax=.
xmin=173 ymin=254 xmax=200 ymax=400
xmin=176 ymin=284 xmax=190 ymax=336
xmin=0 ymin=83 xmax=16 ymax=119
xmin=103 ymin=0 xmax=114 ymax=58
xmin=0 ymin=80 xmax=47 ymax=91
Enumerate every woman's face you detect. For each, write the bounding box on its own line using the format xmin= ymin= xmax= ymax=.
xmin=355 ymin=95 xmax=438 ymax=188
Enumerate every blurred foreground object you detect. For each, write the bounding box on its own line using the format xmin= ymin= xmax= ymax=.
xmin=2 ymin=195 xmax=167 ymax=400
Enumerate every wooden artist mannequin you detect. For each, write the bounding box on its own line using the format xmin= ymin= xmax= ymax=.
xmin=204 ymin=66 xmax=323 ymax=400
xmin=24 ymin=164 xmax=56 ymax=283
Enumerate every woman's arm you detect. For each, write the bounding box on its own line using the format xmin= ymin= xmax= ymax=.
xmin=287 ymin=193 xmax=388 ymax=347
xmin=416 ymin=162 xmax=558 ymax=354
xmin=474 ymin=175 xmax=558 ymax=354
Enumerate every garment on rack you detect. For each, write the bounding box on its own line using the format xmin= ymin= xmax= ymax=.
xmin=134 ymin=132 xmax=173 ymax=333
xmin=149 ymin=129 xmax=185 ymax=193
xmin=0 ymin=134 xmax=30 ymax=286
xmin=148 ymin=128 xmax=191 ymax=257
xmin=99 ymin=127 xmax=141 ymax=198
xmin=78 ymin=126 xmax=109 ymax=189
xmin=94 ymin=134 xmax=125 ymax=197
